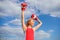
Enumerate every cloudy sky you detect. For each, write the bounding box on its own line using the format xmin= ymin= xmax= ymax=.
xmin=0 ymin=0 xmax=60 ymax=40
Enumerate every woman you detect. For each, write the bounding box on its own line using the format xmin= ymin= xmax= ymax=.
xmin=21 ymin=11 xmax=42 ymax=40
xmin=21 ymin=2 xmax=42 ymax=40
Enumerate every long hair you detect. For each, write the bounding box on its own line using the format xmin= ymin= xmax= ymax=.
xmin=26 ymin=19 xmax=34 ymax=27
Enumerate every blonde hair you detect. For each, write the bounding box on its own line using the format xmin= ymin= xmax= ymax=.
xmin=26 ymin=19 xmax=34 ymax=27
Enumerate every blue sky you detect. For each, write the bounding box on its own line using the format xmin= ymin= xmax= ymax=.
xmin=0 ymin=0 xmax=60 ymax=40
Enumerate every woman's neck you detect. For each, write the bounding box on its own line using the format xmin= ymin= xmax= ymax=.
xmin=28 ymin=25 xmax=32 ymax=28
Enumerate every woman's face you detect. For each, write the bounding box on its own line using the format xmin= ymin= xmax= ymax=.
xmin=27 ymin=18 xmax=34 ymax=27
xmin=30 ymin=19 xmax=34 ymax=26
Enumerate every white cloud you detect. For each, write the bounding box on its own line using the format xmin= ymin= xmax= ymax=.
xmin=9 ymin=0 xmax=20 ymax=3
xmin=47 ymin=30 xmax=54 ymax=33
xmin=25 ymin=0 xmax=60 ymax=17
xmin=0 ymin=25 xmax=25 ymax=40
xmin=1 ymin=26 xmax=23 ymax=35
xmin=35 ymin=30 xmax=50 ymax=40
xmin=24 ymin=7 xmax=36 ymax=17
xmin=0 ymin=0 xmax=21 ymax=16
xmin=8 ymin=19 xmax=21 ymax=26
xmin=0 ymin=0 xmax=36 ymax=18
xmin=0 ymin=0 xmax=60 ymax=17
xmin=3 ymin=19 xmax=21 ymax=27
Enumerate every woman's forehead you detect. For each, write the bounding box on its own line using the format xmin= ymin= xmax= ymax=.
xmin=28 ymin=18 xmax=34 ymax=22
xmin=31 ymin=19 xmax=34 ymax=22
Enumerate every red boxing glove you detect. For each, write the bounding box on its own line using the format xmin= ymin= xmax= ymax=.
xmin=21 ymin=7 xmax=26 ymax=11
xmin=21 ymin=2 xmax=27 ymax=11
xmin=31 ymin=14 xmax=38 ymax=20
xmin=21 ymin=2 xmax=27 ymax=8
xmin=35 ymin=17 xmax=38 ymax=20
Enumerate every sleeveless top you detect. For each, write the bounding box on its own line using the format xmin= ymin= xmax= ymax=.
xmin=25 ymin=27 xmax=34 ymax=40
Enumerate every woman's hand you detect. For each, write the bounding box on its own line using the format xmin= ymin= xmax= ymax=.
xmin=31 ymin=14 xmax=38 ymax=20
xmin=21 ymin=2 xmax=27 ymax=11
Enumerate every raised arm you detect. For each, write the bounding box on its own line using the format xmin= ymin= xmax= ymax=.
xmin=21 ymin=11 xmax=27 ymax=31
xmin=33 ymin=18 xmax=42 ymax=31
xmin=21 ymin=2 xmax=27 ymax=31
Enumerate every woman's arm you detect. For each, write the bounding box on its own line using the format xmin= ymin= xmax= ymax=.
xmin=33 ymin=18 xmax=42 ymax=31
xmin=21 ymin=11 xmax=27 ymax=31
